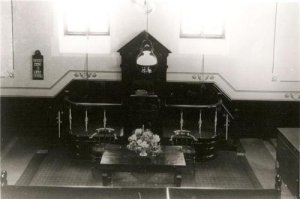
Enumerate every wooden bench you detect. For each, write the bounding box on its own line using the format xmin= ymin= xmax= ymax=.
xmin=169 ymin=188 xmax=281 ymax=199
xmin=1 ymin=186 xmax=166 ymax=199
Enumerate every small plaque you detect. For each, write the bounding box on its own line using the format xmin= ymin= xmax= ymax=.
xmin=32 ymin=50 xmax=44 ymax=80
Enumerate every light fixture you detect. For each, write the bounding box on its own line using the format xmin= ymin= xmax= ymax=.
xmin=136 ymin=0 xmax=158 ymax=73
xmin=137 ymin=36 xmax=157 ymax=66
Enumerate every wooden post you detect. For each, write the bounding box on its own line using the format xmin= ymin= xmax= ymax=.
xmin=174 ymin=173 xmax=182 ymax=187
xmin=275 ymin=160 xmax=282 ymax=191
xmin=102 ymin=173 xmax=109 ymax=186
xmin=214 ymin=108 xmax=218 ymax=136
xmin=275 ymin=174 xmax=282 ymax=191
xmin=1 ymin=170 xmax=7 ymax=187
xmin=198 ymin=110 xmax=202 ymax=138
xmin=85 ymin=109 xmax=88 ymax=133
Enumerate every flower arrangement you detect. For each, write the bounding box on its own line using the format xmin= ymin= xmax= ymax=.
xmin=127 ymin=128 xmax=161 ymax=156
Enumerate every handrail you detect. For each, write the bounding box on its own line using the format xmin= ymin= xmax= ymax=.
xmin=165 ymin=101 xmax=234 ymax=120
xmin=130 ymin=94 xmax=158 ymax=98
xmin=221 ymin=103 xmax=234 ymax=119
xmin=164 ymin=103 xmax=218 ymax=109
xmin=65 ymin=97 xmax=122 ymax=107
xmin=65 ymin=96 xmax=234 ymax=118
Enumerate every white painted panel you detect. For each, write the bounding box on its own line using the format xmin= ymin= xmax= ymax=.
xmin=0 ymin=0 xmax=13 ymax=78
xmin=274 ymin=2 xmax=300 ymax=82
xmin=0 ymin=0 xmax=299 ymax=100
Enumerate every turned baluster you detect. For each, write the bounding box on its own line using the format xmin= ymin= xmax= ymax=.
xmin=85 ymin=109 xmax=88 ymax=133
xmin=180 ymin=109 xmax=184 ymax=131
xmin=103 ymin=109 xmax=107 ymax=129
xmin=69 ymin=106 xmax=72 ymax=133
xmin=225 ymin=114 xmax=229 ymax=140
xmin=214 ymin=108 xmax=218 ymax=136
xmin=198 ymin=109 xmax=202 ymax=138
xmin=56 ymin=111 xmax=62 ymax=138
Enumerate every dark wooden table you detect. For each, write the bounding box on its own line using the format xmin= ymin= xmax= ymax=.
xmin=98 ymin=144 xmax=186 ymax=187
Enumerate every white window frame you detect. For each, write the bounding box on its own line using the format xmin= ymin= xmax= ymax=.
xmin=63 ymin=0 xmax=110 ymax=36
xmin=180 ymin=25 xmax=225 ymax=39
xmin=180 ymin=1 xmax=226 ymax=39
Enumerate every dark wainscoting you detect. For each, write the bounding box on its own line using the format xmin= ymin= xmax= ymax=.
xmin=231 ymin=101 xmax=300 ymax=139
xmin=1 ymin=80 xmax=299 ymax=143
xmin=0 ymin=97 xmax=58 ymax=144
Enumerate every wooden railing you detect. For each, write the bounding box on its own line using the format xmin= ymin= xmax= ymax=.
xmin=63 ymin=97 xmax=234 ymax=141
xmin=165 ymin=101 xmax=234 ymax=140
xmin=64 ymin=97 xmax=122 ymax=135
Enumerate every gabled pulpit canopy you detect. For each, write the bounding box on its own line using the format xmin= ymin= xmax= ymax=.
xmin=118 ymin=31 xmax=171 ymax=98
xmin=118 ymin=31 xmax=171 ymax=62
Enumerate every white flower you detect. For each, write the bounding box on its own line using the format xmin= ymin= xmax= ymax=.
xmin=152 ymin=135 xmax=160 ymax=143
xmin=129 ymin=134 xmax=137 ymax=141
xmin=128 ymin=128 xmax=161 ymax=153
xmin=144 ymin=130 xmax=153 ymax=138
xmin=135 ymin=128 xmax=143 ymax=135
xmin=140 ymin=141 xmax=149 ymax=148
xmin=137 ymin=139 xmax=142 ymax=145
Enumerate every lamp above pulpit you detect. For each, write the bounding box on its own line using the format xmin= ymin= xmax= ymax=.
xmin=136 ymin=39 xmax=158 ymax=67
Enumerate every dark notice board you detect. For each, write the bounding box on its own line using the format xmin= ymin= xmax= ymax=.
xmin=32 ymin=50 xmax=44 ymax=80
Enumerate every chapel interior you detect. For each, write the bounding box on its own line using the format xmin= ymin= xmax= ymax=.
xmin=0 ymin=0 xmax=299 ymax=199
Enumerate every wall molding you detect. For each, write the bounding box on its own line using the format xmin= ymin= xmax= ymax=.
xmin=0 ymin=70 xmax=121 ymax=90
xmin=168 ymin=72 xmax=300 ymax=93
xmin=280 ymin=80 xmax=300 ymax=83
xmin=0 ymin=70 xmax=299 ymax=101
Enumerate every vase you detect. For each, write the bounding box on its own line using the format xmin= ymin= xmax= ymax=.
xmin=139 ymin=149 xmax=147 ymax=157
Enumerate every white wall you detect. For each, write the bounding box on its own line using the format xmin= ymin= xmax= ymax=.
xmin=0 ymin=0 xmax=299 ymax=100
xmin=0 ymin=0 xmax=14 ymax=78
xmin=274 ymin=2 xmax=299 ymax=82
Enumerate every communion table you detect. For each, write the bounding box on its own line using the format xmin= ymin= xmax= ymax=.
xmin=97 ymin=144 xmax=186 ymax=187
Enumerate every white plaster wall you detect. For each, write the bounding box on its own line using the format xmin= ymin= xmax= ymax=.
xmin=0 ymin=0 xmax=13 ymax=77
xmin=0 ymin=0 xmax=299 ymax=100
xmin=274 ymin=2 xmax=300 ymax=82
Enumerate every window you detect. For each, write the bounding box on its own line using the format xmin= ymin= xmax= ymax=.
xmin=63 ymin=0 xmax=110 ymax=35
xmin=180 ymin=0 xmax=225 ymax=38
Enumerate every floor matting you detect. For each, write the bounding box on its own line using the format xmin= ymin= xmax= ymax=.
xmin=16 ymin=148 xmax=262 ymax=189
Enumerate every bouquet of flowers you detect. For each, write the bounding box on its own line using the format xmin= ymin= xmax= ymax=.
xmin=127 ymin=128 xmax=161 ymax=156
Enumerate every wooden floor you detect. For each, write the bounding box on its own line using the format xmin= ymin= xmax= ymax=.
xmin=0 ymin=137 xmax=295 ymax=198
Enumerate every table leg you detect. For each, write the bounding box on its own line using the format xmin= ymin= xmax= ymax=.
xmin=102 ymin=172 xmax=112 ymax=186
xmin=174 ymin=173 xmax=182 ymax=187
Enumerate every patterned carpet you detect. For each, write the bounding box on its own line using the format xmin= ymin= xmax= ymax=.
xmin=16 ymin=149 xmax=262 ymax=189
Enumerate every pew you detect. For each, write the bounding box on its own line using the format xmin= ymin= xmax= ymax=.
xmin=1 ymin=171 xmax=281 ymax=199
xmin=1 ymin=186 xmax=166 ymax=199
xmin=168 ymin=188 xmax=281 ymax=199
xmin=1 ymin=186 xmax=281 ymax=199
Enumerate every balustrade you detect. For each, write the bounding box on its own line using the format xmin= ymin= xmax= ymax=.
xmin=62 ymin=96 xmax=234 ymax=161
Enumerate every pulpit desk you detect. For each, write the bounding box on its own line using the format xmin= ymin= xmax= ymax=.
xmin=97 ymin=144 xmax=186 ymax=187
